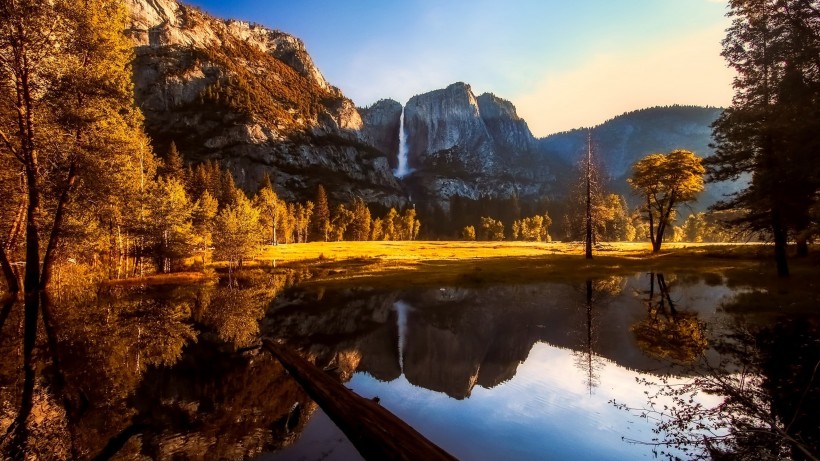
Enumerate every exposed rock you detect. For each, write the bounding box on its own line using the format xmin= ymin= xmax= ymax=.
xmin=125 ymin=0 xmax=404 ymax=206
xmin=390 ymin=82 xmax=553 ymax=209
xmin=359 ymin=99 xmax=403 ymax=169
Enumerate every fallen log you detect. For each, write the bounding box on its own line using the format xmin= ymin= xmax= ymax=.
xmin=262 ymin=339 xmax=458 ymax=461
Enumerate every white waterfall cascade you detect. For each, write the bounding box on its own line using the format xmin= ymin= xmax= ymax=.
xmin=394 ymin=106 xmax=412 ymax=178
xmin=394 ymin=300 xmax=411 ymax=372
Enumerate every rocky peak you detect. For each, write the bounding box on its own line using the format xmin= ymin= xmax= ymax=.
xmin=404 ymin=82 xmax=493 ymax=171
xmin=476 ymin=93 xmax=523 ymax=121
xmin=476 ymin=93 xmax=536 ymax=155
xmin=125 ymin=0 xmax=403 ymax=207
xmin=125 ymin=0 xmax=332 ymax=93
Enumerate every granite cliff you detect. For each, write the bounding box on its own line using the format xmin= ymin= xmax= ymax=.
xmin=399 ymin=82 xmax=555 ymax=209
xmin=125 ymin=0 xmax=404 ymax=206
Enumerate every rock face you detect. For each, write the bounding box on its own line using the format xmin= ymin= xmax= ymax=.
xmin=358 ymin=99 xmax=403 ymax=170
xmin=125 ymin=0 xmax=404 ymax=206
xmin=397 ymin=82 xmax=554 ymax=208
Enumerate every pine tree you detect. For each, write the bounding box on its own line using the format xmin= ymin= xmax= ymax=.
xmin=311 ymin=184 xmax=331 ymax=242
xmin=350 ymin=198 xmax=371 ymax=241
xmin=162 ymin=141 xmax=185 ymax=181
xmin=708 ymin=0 xmax=820 ymax=275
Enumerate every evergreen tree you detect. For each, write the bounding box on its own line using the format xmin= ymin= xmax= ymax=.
xmin=161 ymin=141 xmax=185 ymax=181
xmin=350 ymin=198 xmax=372 ymax=241
xmin=708 ymin=0 xmax=820 ymax=275
xmin=311 ymin=184 xmax=331 ymax=241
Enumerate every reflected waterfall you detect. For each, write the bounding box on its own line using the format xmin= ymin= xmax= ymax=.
xmin=394 ymin=300 xmax=411 ymax=372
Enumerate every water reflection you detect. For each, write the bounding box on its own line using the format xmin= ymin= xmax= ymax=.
xmin=262 ymin=274 xmax=817 ymax=461
xmin=0 ymin=270 xmax=302 ymax=460
xmin=631 ymin=273 xmax=708 ymax=363
xmin=0 ymin=270 xmax=817 ymax=461
xmin=618 ymin=316 xmax=820 ymax=460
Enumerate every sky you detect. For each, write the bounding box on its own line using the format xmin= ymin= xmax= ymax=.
xmin=185 ymin=0 xmax=735 ymax=137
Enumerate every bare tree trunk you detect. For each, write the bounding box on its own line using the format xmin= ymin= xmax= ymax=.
xmin=585 ymin=133 xmax=593 ymax=259
xmin=647 ymin=196 xmax=658 ymax=252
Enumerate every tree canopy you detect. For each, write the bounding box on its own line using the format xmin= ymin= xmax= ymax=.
xmin=708 ymin=0 xmax=820 ymax=276
xmin=629 ymin=150 xmax=705 ymax=252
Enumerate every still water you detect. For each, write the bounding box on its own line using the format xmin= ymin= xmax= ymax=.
xmin=0 ymin=270 xmax=817 ymax=460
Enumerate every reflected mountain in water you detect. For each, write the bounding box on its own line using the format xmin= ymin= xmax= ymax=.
xmin=1 ymin=270 xmax=817 ymax=461
xmin=263 ymin=274 xmax=729 ymax=400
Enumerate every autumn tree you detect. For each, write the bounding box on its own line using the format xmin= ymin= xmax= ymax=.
xmin=148 ymin=177 xmax=196 ymax=273
xmin=213 ymin=194 xmax=262 ymax=279
xmin=512 ymin=214 xmax=552 ymax=242
xmin=461 ymin=225 xmax=476 ymax=241
xmin=479 ymin=217 xmax=505 ymax=241
xmin=0 ymin=0 xmax=156 ymax=442
xmin=254 ymin=179 xmax=284 ymax=245
xmin=331 ymin=203 xmax=355 ymax=241
xmin=628 ymin=150 xmax=705 ymax=252
xmin=191 ymin=190 xmax=218 ymax=266
xmin=381 ymin=208 xmax=399 ymax=240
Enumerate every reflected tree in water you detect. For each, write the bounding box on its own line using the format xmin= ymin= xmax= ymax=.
xmin=631 ymin=273 xmax=708 ymax=363
xmin=616 ymin=314 xmax=819 ymax=460
xmin=1 ymin=270 xmax=299 ymax=460
xmin=573 ymin=277 xmax=624 ymax=394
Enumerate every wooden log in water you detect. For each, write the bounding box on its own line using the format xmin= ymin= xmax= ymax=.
xmin=262 ymin=339 xmax=458 ymax=461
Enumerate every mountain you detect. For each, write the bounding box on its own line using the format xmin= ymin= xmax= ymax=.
xmin=539 ymin=106 xmax=737 ymax=209
xmin=399 ymin=83 xmax=556 ymax=207
xmin=125 ymin=0 xmax=733 ymax=231
xmin=125 ymin=0 xmax=405 ymax=206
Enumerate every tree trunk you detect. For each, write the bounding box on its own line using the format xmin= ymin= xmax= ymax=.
xmin=0 ymin=247 xmax=20 ymax=293
xmin=796 ymin=236 xmax=809 ymax=257
xmin=772 ymin=208 xmax=790 ymax=277
xmin=40 ymin=162 xmax=77 ymax=289
xmin=647 ymin=196 xmax=659 ymax=252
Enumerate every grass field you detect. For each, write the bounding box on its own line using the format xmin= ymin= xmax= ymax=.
xmin=248 ymin=240 xmax=817 ymax=290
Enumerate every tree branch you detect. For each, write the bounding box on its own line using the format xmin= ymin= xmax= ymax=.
xmin=0 ymin=127 xmax=23 ymax=162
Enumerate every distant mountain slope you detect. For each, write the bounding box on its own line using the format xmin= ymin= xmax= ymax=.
xmin=539 ymin=106 xmax=723 ymax=178
xmin=538 ymin=106 xmax=739 ymax=210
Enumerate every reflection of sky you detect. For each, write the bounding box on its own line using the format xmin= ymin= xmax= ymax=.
xmin=349 ymin=342 xmax=722 ymax=461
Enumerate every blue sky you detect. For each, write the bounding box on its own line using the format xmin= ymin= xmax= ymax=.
xmin=186 ymin=0 xmax=734 ymax=136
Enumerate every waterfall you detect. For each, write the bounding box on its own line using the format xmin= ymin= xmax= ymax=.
xmin=394 ymin=106 xmax=411 ymax=178
xmin=394 ymin=300 xmax=410 ymax=372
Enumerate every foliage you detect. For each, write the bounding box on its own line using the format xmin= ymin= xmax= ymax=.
xmin=479 ymin=217 xmax=505 ymax=241
xmin=708 ymin=0 xmax=820 ymax=276
xmin=511 ymin=214 xmax=552 ymax=242
xmin=461 ymin=226 xmax=476 ymax=241
xmin=213 ymin=194 xmax=262 ymax=274
xmin=629 ymin=150 xmax=705 ymax=252
xmin=616 ymin=319 xmax=819 ymax=460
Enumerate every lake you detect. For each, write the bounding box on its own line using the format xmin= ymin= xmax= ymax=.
xmin=0 ymin=269 xmax=817 ymax=460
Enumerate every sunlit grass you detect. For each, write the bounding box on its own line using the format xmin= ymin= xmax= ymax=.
xmin=247 ymin=240 xmax=800 ymax=290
